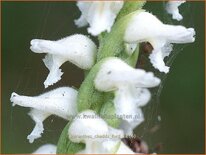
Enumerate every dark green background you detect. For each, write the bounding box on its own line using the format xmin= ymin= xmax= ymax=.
xmin=2 ymin=1 xmax=205 ymax=154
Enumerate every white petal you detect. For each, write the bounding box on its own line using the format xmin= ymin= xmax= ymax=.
xmin=75 ymin=2 xmax=91 ymax=27
xmin=68 ymin=110 xmax=124 ymax=154
xmin=75 ymin=15 xmax=88 ymax=28
xmin=94 ymin=58 xmax=160 ymax=92
xmin=114 ymin=88 xmax=141 ymax=122
xmin=115 ymin=142 xmax=135 ymax=154
xmin=124 ymin=11 xmax=195 ymax=73
xmin=102 ymin=141 xmax=121 ymax=154
xmin=10 ymin=87 xmax=77 ymax=142
xmin=116 ymin=88 xmax=150 ymax=134
xmin=78 ymin=141 xmax=120 ymax=154
xmin=32 ymin=144 xmax=56 ymax=154
xmin=75 ymin=1 xmax=124 ymax=36
xmin=134 ymin=88 xmax=151 ymax=107
xmin=68 ymin=110 xmax=109 ymax=143
xmin=68 ymin=110 xmax=123 ymax=143
xmin=124 ymin=11 xmax=195 ymax=44
xmin=163 ymin=26 xmax=195 ymax=44
xmin=30 ymin=34 xmax=97 ymax=87
xmin=115 ymin=89 xmax=145 ymax=135
xmin=166 ymin=1 xmax=186 ymax=21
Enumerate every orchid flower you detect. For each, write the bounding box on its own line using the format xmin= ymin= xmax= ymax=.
xmin=10 ymin=87 xmax=78 ymax=143
xmin=75 ymin=1 xmax=124 ymax=36
xmin=124 ymin=10 xmax=195 ymax=73
xmin=32 ymin=144 xmax=56 ymax=154
xmin=94 ymin=58 xmax=160 ymax=135
xmin=68 ymin=110 xmax=135 ymax=154
xmin=166 ymin=1 xmax=186 ymax=21
xmin=30 ymin=34 xmax=97 ymax=88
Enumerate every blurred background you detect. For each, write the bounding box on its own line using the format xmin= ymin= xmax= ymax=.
xmin=2 ymin=1 xmax=205 ymax=154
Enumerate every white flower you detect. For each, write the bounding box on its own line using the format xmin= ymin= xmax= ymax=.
xmin=94 ymin=58 xmax=160 ymax=135
xmin=166 ymin=1 xmax=186 ymax=21
xmin=124 ymin=11 xmax=195 ymax=73
xmin=32 ymin=144 xmax=56 ymax=154
xmin=68 ymin=110 xmax=135 ymax=154
xmin=75 ymin=1 xmax=124 ymax=36
xmin=10 ymin=87 xmax=78 ymax=143
xmin=30 ymin=34 xmax=97 ymax=88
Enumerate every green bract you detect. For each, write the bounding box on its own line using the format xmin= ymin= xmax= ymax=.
xmin=57 ymin=123 xmax=85 ymax=154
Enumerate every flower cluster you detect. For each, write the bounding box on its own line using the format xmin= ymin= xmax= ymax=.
xmin=10 ymin=1 xmax=195 ymax=154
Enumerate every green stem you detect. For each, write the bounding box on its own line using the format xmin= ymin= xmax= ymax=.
xmin=116 ymin=1 xmax=146 ymax=21
xmin=97 ymin=12 xmax=134 ymax=61
xmin=77 ymin=58 xmax=109 ymax=113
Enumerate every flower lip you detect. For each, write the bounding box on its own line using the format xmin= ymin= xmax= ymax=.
xmin=30 ymin=34 xmax=97 ymax=88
